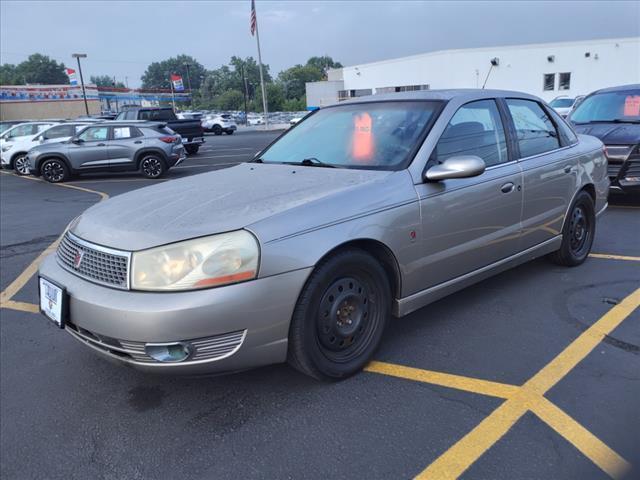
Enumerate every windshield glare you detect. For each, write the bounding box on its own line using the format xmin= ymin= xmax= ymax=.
xmin=550 ymin=98 xmax=574 ymax=108
xmin=570 ymin=90 xmax=640 ymax=123
xmin=259 ymin=101 xmax=441 ymax=169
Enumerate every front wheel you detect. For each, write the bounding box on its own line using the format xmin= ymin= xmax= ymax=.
xmin=40 ymin=158 xmax=69 ymax=183
xmin=288 ymin=249 xmax=391 ymax=380
xmin=549 ymin=191 xmax=595 ymax=266
xmin=212 ymin=125 xmax=223 ymax=135
xmin=140 ymin=155 xmax=166 ymax=179
xmin=185 ymin=145 xmax=199 ymax=155
xmin=13 ymin=154 xmax=30 ymax=175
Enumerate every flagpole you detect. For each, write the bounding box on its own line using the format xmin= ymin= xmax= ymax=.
xmin=169 ymin=73 xmax=176 ymax=110
xmin=253 ymin=2 xmax=269 ymax=128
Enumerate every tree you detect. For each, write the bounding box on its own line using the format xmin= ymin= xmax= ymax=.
xmin=253 ymin=83 xmax=285 ymax=112
xmin=90 ymin=75 xmax=125 ymax=88
xmin=215 ymin=90 xmax=244 ymax=110
xmin=305 ymin=56 xmax=343 ymax=78
xmin=278 ymin=64 xmax=324 ymax=100
xmin=0 ymin=54 xmax=67 ymax=85
xmin=141 ymin=55 xmax=206 ymax=90
xmin=283 ymin=97 xmax=306 ymax=112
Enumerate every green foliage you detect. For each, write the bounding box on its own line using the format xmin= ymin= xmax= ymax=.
xmin=215 ymin=90 xmax=245 ymax=110
xmin=90 ymin=75 xmax=125 ymax=88
xmin=141 ymin=54 xmax=206 ymax=90
xmin=283 ymin=97 xmax=307 ymax=112
xmin=0 ymin=54 xmax=67 ymax=85
xmin=278 ymin=65 xmax=323 ymax=100
xmin=253 ymin=83 xmax=285 ymax=111
xmin=305 ymin=56 xmax=343 ymax=76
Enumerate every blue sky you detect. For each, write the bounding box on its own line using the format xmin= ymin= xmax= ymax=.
xmin=1 ymin=0 xmax=638 ymax=87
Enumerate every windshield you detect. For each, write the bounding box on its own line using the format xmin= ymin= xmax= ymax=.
xmin=550 ymin=98 xmax=574 ymax=108
xmin=259 ymin=101 xmax=441 ymax=170
xmin=570 ymin=90 xmax=640 ymax=123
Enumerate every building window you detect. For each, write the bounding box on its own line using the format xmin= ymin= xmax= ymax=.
xmin=543 ymin=73 xmax=555 ymax=91
xmin=338 ymin=89 xmax=372 ymax=100
xmin=559 ymin=72 xmax=571 ymax=90
xmin=375 ymin=84 xmax=430 ymax=95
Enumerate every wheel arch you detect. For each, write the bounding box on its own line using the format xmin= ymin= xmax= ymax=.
xmin=560 ymin=183 xmax=596 ymax=232
xmin=134 ymin=148 xmax=168 ymax=168
xmin=9 ymin=151 xmax=28 ymax=168
xmin=35 ymin=154 xmax=72 ymax=174
xmin=313 ymin=238 xmax=402 ymax=301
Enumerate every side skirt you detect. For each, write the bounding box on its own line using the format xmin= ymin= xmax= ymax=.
xmin=393 ymin=236 xmax=562 ymax=317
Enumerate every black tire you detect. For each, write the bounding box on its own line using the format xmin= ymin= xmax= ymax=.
xmin=288 ymin=248 xmax=391 ymax=380
xmin=185 ymin=145 xmax=199 ymax=155
xmin=40 ymin=158 xmax=69 ymax=183
xmin=12 ymin=153 xmax=30 ymax=175
xmin=212 ymin=125 xmax=223 ymax=135
xmin=549 ymin=190 xmax=595 ymax=266
xmin=225 ymin=130 xmax=234 ymax=135
xmin=140 ymin=154 xmax=166 ymax=179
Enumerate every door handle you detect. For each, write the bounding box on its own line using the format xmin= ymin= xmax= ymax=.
xmin=564 ymin=165 xmax=572 ymax=173
xmin=134 ymin=140 xmax=143 ymax=144
xmin=96 ymin=143 xmax=106 ymax=146
xmin=501 ymin=182 xmax=515 ymax=194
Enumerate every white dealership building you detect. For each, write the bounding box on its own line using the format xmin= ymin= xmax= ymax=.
xmin=306 ymin=37 xmax=640 ymax=109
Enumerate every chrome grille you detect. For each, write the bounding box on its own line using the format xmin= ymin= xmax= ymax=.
xmin=607 ymin=161 xmax=623 ymax=179
xmin=57 ymin=232 xmax=130 ymax=289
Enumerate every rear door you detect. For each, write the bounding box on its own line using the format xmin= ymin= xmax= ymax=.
xmin=413 ymin=99 xmax=524 ymax=290
xmin=107 ymin=126 xmax=143 ymax=168
xmin=70 ymin=125 xmax=110 ymax=169
xmin=503 ymin=98 xmax=577 ymax=250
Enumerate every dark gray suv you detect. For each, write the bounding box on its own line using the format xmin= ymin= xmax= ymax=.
xmin=27 ymin=121 xmax=186 ymax=183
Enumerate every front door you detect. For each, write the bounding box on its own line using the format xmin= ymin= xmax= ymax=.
xmin=71 ymin=125 xmax=110 ymax=169
xmin=413 ymin=99 xmax=524 ymax=292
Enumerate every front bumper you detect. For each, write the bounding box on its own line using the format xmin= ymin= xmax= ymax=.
xmin=39 ymin=254 xmax=311 ymax=375
xmin=1 ymin=152 xmax=11 ymax=167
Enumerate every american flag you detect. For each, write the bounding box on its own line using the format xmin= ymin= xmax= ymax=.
xmin=250 ymin=0 xmax=257 ymax=36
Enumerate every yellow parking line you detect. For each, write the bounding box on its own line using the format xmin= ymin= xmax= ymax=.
xmin=416 ymin=288 xmax=639 ymax=479
xmin=365 ymin=361 xmax=519 ymax=399
xmin=589 ymin=253 xmax=640 ymax=262
xmin=0 ymin=300 xmax=39 ymax=314
xmin=0 ymin=175 xmax=108 ymax=307
xmin=530 ymin=396 xmax=631 ymax=479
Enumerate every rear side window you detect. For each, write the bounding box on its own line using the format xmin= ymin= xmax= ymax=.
xmin=112 ymin=127 xmax=139 ymax=139
xmin=506 ymin=99 xmax=560 ymax=158
xmin=434 ymin=99 xmax=508 ymax=167
xmin=139 ymin=109 xmax=175 ymax=121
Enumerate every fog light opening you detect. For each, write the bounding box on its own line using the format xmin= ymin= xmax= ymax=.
xmin=145 ymin=342 xmax=192 ymax=363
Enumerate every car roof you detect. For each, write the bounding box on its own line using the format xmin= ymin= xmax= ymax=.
xmin=337 ymin=88 xmax=543 ymax=106
xmin=589 ymin=84 xmax=640 ymax=95
xmin=92 ymin=120 xmax=166 ymax=127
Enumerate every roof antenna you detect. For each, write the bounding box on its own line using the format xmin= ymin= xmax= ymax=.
xmin=482 ymin=58 xmax=499 ymax=89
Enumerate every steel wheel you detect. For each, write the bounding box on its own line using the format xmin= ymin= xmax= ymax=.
xmin=568 ymin=205 xmax=590 ymax=255
xmin=13 ymin=155 xmax=30 ymax=175
xmin=41 ymin=159 xmax=68 ymax=183
xmin=549 ymin=191 xmax=595 ymax=267
xmin=140 ymin=156 xmax=165 ymax=178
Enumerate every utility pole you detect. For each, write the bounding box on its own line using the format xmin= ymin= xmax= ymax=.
xmin=241 ymin=64 xmax=249 ymax=125
xmin=183 ymin=63 xmax=193 ymax=106
xmin=72 ymin=53 xmax=89 ymax=115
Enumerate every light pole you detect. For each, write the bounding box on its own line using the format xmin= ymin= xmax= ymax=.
xmin=72 ymin=53 xmax=89 ymax=115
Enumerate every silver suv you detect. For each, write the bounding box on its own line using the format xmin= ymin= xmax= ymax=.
xmin=27 ymin=121 xmax=186 ymax=183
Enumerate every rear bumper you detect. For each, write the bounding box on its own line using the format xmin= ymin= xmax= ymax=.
xmin=183 ymin=137 xmax=205 ymax=146
xmin=39 ymin=253 xmax=311 ymax=375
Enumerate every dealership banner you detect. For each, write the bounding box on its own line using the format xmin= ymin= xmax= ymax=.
xmin=170 ymin=74 xmax=185 ymax=91
xmin=0 ymin=85 xmax=99 ymax=102
xmin=65 ymin=68 xmax=78 ymax=86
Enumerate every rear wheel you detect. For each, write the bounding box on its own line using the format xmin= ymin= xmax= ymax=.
xmin=549 ymin=190 xmax=595 ymax=266
xmin=40 ymin=158 xmax=69 ymax=183
xmin=288 ymin=249 xmax=391 ymax=380
xmin=140 ymin=154 xmax=166 ymax=179
xmin=13 ymin=154 xmax=30 ymax=175
xmin=212 ymin=125 xmax=223 ymax=135
xmin=225 ymin=130 xmax=234 ymax=135
xmin=185 ymin=145 xmax=199 ymax=155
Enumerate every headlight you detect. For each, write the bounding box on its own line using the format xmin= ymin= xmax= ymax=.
xmin=131 ymin=230 xmax=259 ymax=291
xmin=1 ymin=144 xmax=13 ymax=152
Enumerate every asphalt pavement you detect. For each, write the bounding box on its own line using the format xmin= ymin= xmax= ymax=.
xmin=0 ymin=131 xmax=638 ymax=480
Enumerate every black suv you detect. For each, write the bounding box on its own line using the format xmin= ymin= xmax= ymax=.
xmin=568 ymin=84 xmax=640 ymax=194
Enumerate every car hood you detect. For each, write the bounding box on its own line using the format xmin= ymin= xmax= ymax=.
xmin=572 ymin=122 xmax=640 ymax=144
xmin=71 ymin=163 xmax=392 ymax=251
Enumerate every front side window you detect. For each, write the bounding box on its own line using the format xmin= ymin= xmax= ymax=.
xmin=543 ymin=73 xmax=555 ymax=91
xmin=506 ymin=99 xmax=560 ymax=158
xmin=78 ymin=126 xmax=109 ymax=142
xmin=569 ymin=89 xmax=640 ymax=124
xmin=433 ymin=99 xmax=508 ymax=167
xmin=259 ymin=101 xmax=441 ymax=170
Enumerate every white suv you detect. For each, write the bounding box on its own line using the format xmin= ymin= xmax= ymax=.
xmin=1 ymin=122 xmax=90 ymax=175
xmin=202 ymin=114 xmax=237 ymax=135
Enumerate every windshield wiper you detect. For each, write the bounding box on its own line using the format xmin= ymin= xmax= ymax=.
xmin=299 ymin=157 xmax=337 ymax=168
xmin=573 ymin=119 xmax=640 ymax=125
xmin=610 ymin=119 xmax=640 ymax=124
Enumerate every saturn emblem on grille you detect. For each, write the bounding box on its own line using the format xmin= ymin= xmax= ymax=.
xmin=73 ymin=250 xmax=84 ymax=269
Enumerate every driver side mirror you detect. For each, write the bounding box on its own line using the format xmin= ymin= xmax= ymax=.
xmin=71 ymin=137 xmax=83 ymax=144
xmin=424 ymin=155 xmax=486 ymax=182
